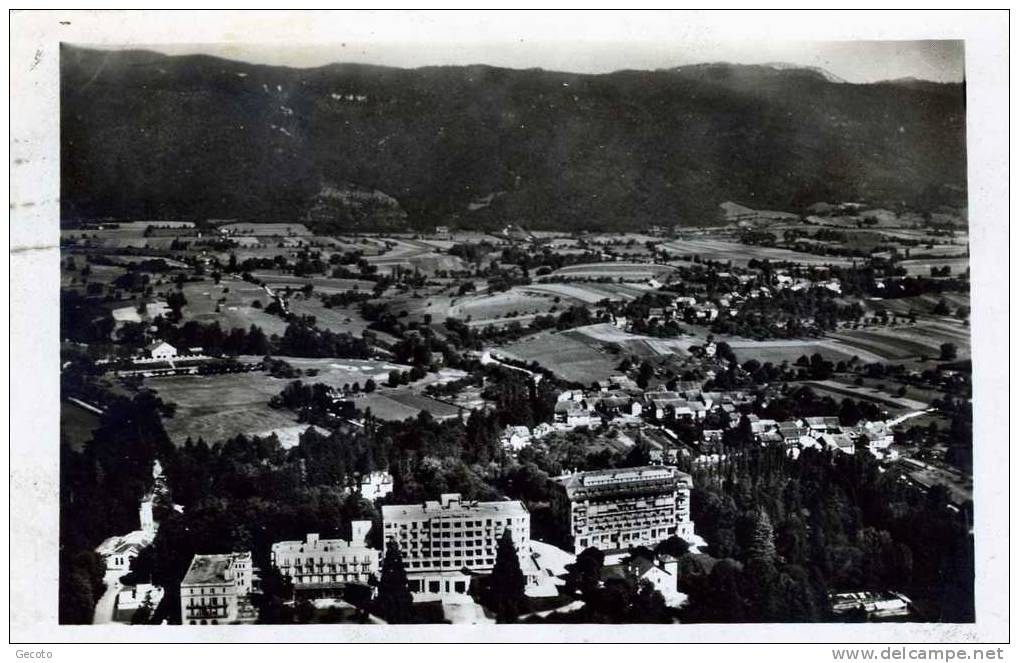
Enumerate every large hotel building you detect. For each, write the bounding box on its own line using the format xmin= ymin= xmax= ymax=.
xmin=551 ymin=465 xmax=694 ymax=554
xmin=382 ymin=493 xmax=532 ymax=596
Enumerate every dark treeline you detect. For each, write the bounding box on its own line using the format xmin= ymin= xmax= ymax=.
xmin=59 ymin=392 xmax=176 ymax=623
xmin=679 ymin=446 xmax=973 ymax=622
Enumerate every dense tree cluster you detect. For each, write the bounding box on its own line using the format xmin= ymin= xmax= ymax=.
xmin=679 ymin=446 xmax=973 ymax=622
xmin=277 ymin=318 xmax=370 ymax=358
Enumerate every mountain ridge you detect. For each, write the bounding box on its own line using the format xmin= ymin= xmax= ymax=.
xmin=60 ymin=45 xmax=967 ymax=231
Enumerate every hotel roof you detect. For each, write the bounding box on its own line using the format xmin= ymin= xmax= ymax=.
xmin=181 ymin=552 xmax=248 ymax=586
xmin=556 ymin=465 xmax=691 ymax=501
xmin=382 ymin=494 xmax=529 ymax=522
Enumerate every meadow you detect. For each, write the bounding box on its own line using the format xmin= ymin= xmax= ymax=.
xmin=499 ymin=330 xmax=621 ymax=384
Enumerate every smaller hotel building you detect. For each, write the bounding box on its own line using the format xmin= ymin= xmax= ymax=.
xmin=180 ymin=551 xmax=258 ymax=625
xmin=382 ymin=493 xmax=532 ymax=596
xmin=270 ymin=521 xmax=380 ymax=594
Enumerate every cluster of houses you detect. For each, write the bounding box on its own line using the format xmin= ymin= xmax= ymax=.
xmin=499 ymin=382 xmax=898 ymax=463
xmin=727 ymin=415 xmax=897 ymax=459
xmin=612 ymin=270 xmax=845 ymax=332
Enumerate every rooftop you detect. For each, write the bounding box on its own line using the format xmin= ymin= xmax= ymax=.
xmin=181 ymin=552 xmax=249 ymax=586
xmin=383 ymin=493 xmax=529 ymax=522
xmin=557 ymin=465 xmax=691 ymax=500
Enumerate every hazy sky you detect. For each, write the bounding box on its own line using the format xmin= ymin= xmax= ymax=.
xmin=129 ymin=39 xmax=964 ymax=84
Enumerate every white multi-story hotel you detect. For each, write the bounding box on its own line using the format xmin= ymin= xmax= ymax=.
xmin=180 ymin=552 xmax=258 ymax=625
xmin=382 ymin=493 xmax=532 ymax=596
xmin=552 ymin=466 xmax=695 ymax=554
xmin=270 ymin=521 xmax=380 ymax=594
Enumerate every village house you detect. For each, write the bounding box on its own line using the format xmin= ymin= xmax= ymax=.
xmin=777 ymin=421 xmax=816 ymax=458
xmin=146 ymin=341 xmax=178 ymax=361
xmin=501 ymin=425 xmax=533 ymax=451
xmin=531 ymin=422 xmax=555 ymax=439
xmin=554 ymin=396 xmax=597 ymax=428
xmin=600 ymin=553 xmax=686 ymax=608
xmin=95 ymin=487 xmax=160 ymax=573
xmin=819 ymin=431 xmax=856 ymax=454
xmin=357 ymin=470 xmax=394 ymax=501
xmin=805 ymin=416 xmax=843 ymax=436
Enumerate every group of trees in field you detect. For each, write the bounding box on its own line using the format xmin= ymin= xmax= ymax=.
xmin=711 ymin=289 xmax=866 ymax=340
xmin=277 ymin=317 xmax=370 ymax=358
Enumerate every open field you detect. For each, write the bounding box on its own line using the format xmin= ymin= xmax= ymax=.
xmin=249 ymin=272 xmax=375 ymax=293
xmin=150 ymin=372 xmax=301 ymax=445
xmin=725 ymin=338 xmax=883 ymax=365
xmin=520 ymin=282 xmax=652 ymax=304
xmin=287 ymin=298 xmax=375 ymax=335
xmin=896 ymin=257 xmax=971 ymax=276
xmin=355 ymin=391 xmax=463 ymax=421
xmin=176 ymin=278 xmax=289 ymax=336
xmin=851 ymin=376 xmax=950 ymax=408
xmin=62 ymin=263 xmax=125 ymax=287
xmin=828 ymin=318 xmax=970 ymax=361
xmin=800 ymin=380 xmax=930 ymax=412
xmin=449 ymin=289 xmax=558 ymax=323
xmin=872 ymin=293 xmax=970 ymax=317
xmin=498 ymin=331 xmax=621 ymax=384
xmin=661 ymin=237 xmax=856 ymax=266
xmin=150 ymin=358 xmax=459 ymax=443
xmin=112 ymin=300 xmax=170 ymax=324
xmin=568 ymin=323 xmax=698 ymax=358
xmin=542 ymin=262 xmax=676 ymax=281
xmin=364 ymin=238 xmax=467 ymax=275
xmin=257 ymin=357 xmax=418 ymax=387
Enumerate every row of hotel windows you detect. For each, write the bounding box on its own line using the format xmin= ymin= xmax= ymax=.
xmin=582 ymin=498 xmax=676 ymax=513
xmin=288 ymin=573 xmax=370 ymax=583
xmin=186 ymin=586 xmax=230 ymax=595
xmin=387 ymin=518 xmax=522 ymax=530
xmin=286 ymin=566 xmax=373 ymax=576
xmin=577 ymin=502 xmax=676 ymax=515
xmin=277 ymin=559 xmax=373 ymax=568
xmin=275 ymin=555 xmax=374 ymax=564
xmin=188 ymin=596 xmax=227 ymax=607
xmin=577 ymin=528 xmax=674 ymax=548
xmin=577 ymin=516 xmax=676 ymax=529
xmin=399 ymin=529 xmax=516 ymax=539
xmin=393 ymin=537 xmax=502 ymax=548
xmin=406 ymin=558 xmax=495 ymax=569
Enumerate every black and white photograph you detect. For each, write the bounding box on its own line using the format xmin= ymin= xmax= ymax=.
xmin=8 ymin=8 xmax=1011 ymax=652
